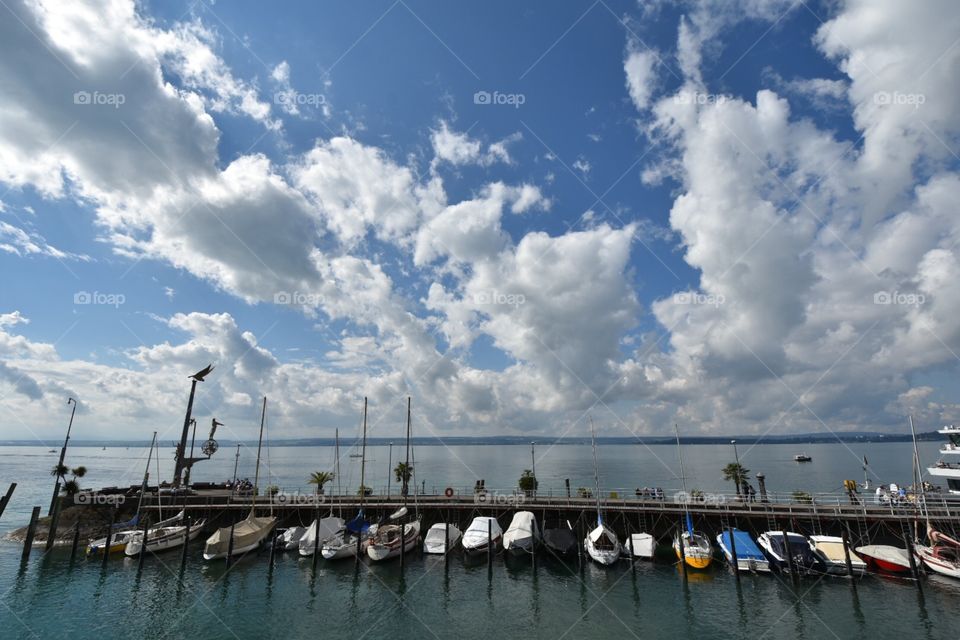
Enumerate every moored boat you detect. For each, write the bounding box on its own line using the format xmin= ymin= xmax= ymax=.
xmin=423 ymin=522 xmax=461 ymax=554
xmin=757 ymin=531 xmax=825 ymax=575
xmin=279 ymin=526 xmax=307 ymax=551
xmin=203 ymin=397 xmax=277 ymax=561
xmin=367 ymin=520 xmax=421 ymax=561
xmin=124 ymin=510 xmax=206 ymax=556
xmin=298 ymin=516 xmax=346 ymax=557
xmin=716 ymin=529 xmax=769 ymax=573
xmin=585 ymin=523 xmax=621 ymax=565
xmin=916 ymin=527 xmax=960 ymax=578
xmin=542 ymin=519 xmax=578 ymax=556
xmin=462 ymin=516 xmax=502 ymax=556
xmin=503 ymin=511 xmax=540 ymax=556
xmin=623 ymin=532 xmax=655 ymax=559
xmin=855 ymin=544 xmax=912 ymax=574
xmin=808 ymin=535 xmax=865 ymax=576
xmin=674 ymin=530 xmax=713 ymax=570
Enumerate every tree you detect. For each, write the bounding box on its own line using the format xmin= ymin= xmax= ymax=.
xmin=50 ymin=463 xmax=69 ymax=480
xmin=308 ymin=471 xmax=334 ymax=495
xmin=71 ymin=466 xmax=87 ymax=479
xmin=518 ymin=469 xmax=538 ymax=495
xmin=394 ymin=462 xmax=413 ymax=496
xmin=722 ymin=462 xmax=750 ymax=497
xmin=58 ymin=466 xmax=88 ymax=497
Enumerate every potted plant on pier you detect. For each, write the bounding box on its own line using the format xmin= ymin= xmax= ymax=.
xmin=518 ymin=469 xmax=538 ymax=497
xmin=308 ymin=471 xmax=334 ymax=495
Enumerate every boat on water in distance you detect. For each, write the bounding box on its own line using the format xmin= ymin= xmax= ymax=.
xmin=808 ymin=535 xmax=865 ymax=576
xmin=927 ymin=424 xmax=960 ymax=494
xmin=503 ymin=511 xmax=540 ymax=556
xmin=423 ymin=522 xmax=461 ymax=554
xmin=716 ymin=529 xmax=770 ymax=573
xmin=794 ymin=454 xmax=812 ymax=462
xmin=462 ymin=516 xmax=502 ymax=556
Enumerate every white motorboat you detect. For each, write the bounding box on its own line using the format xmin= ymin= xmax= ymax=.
xmin=203 ymin=397 xmax=277 ymax=561
xmin=623 ymin=532 xmax=655 ymax=559
xmin=298 ymin=517 xmax=346 ymax=557
xmin=808 ymin=535 xmax=865 ymax=576
xmin=423 ymin=523 xmax=462 ymax=554
xmin=462 ymin=516 xmax=502 ymax=556
xmin=503 ymin=511 xmax=540 ymax=556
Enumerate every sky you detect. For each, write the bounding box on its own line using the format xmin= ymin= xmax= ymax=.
xmin=0 ymin=0 xmax=958 ymax=444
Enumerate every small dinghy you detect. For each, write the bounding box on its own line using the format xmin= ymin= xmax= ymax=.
xmin=809 ymin=535 xmax=865 ymax=576
xmin=855 ymin=544 xmax=912 ymax=574
xmin=461 ymin=516 xmax=502 ymax=556
xmin=503 ymin=511 xmax=540 ymax=556
xmin=423 ymin=522 xmax=462 ymax=554
xmin=542 ymin=519 xmax=578 ymax=556
xmin=623 ymin=532 xmax=655 ymax=560
xmin=298 ymin=516 xmax=345 ymax=557
xmin=716 ymin=529 xmax=769 ymax=573
xmin=757 ymin=532 xmax=825 ymax=575
xmin=279 ymin=526 xmax=307 ymax=551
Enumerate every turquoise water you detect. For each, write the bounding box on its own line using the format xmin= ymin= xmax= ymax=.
xmin=1 ymin=442 xmax=958 ymax=639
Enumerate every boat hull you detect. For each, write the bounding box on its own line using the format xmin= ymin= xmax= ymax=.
xmin=125 ymin=521 xmax=206 ymax=556
xmin=917 ymin=546 xmax=960 ymax=578
xmin=367 ymin=522 xmax=421 ymax=562
xmin=855 ymin=545 xmax=911 ymax=574
xmin=674 ymin=532 xmax=713 ymax=570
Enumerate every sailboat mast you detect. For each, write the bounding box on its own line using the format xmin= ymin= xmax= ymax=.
xmin=252 ymin=396 xmax=267 ymax=513
xmin=909 ymin=415 xmax=928 ymax=523
xmin=674 ymin=423 xmax=688 ymax=494
xmin=359 ymin=397 xmax=367 ymax=509
xmin=404 ymin=396 xmax=411 ymax=503
xmin=589 ymin=417 xmax=602 ymax=524
xmin=136 ymin=432 xmax=157 ymax=518
xmin=335 ymin=427 xmax=342 ymax=517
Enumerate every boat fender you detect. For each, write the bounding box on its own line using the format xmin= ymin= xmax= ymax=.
xmin=444 ymin=487 xmax=454 ymax=498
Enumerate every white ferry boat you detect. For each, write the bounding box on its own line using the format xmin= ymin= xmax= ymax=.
xmin=928 ymin=425 xmax=960 ymax=494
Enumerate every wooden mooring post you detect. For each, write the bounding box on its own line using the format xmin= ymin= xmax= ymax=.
xmin=137 ymin=518 xmax=149 ymax=571
xmin=101 ymin=508 xmax=117 ymax=570
xmin=444 ymin=520 xmax=450 ymax=570
xmin=70 ymin=521 xmax=81 ymax=563
xmin=677 ymin=524 xmax=688 ymax=580
xmin=781 ymin=528 xmax=796 ymax=581
xmin=728 ymin=526 xmax=740 ymax=581
xmin=45 ymin=498 xmax=62 ymax=552
xmin=225 ymin=521 xmax=236 ymax=566
xmin=21 ymin=506 xmax=40 ymax=562
xmin=400 ymin=523 xmax=407 ymax=571
xmin=841 ymin=527 xmax=855 ymax=578
xmin=179 ymin=518 xmax=191 ymax=571
xmin=0 ymin=483 xmax=16 ymax=521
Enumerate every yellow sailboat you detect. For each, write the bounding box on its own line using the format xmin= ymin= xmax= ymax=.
xmin=672 ymin=424 xmax=713 ymax=570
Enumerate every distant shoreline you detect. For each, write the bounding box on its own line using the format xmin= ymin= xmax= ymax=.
xmin=0 ymin=432 xmax=940 ymax=447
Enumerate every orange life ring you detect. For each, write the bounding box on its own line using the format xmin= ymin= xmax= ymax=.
xmin=444 ymin=487 xmax=454 ymax=498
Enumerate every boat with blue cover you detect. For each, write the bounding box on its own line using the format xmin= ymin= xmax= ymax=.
xmin=716 ymin=529 xmax=770 ymax=573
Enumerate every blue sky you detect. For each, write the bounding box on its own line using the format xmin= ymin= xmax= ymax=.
xmin=1 ymin=0 xmax=958 ymax=441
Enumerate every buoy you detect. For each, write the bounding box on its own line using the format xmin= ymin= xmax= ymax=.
xmin=444 ymin=487 xmax=454 ymax=498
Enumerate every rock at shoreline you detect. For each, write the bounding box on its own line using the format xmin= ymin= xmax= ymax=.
xmin=4 ymin=505 xmax=122 ymax=546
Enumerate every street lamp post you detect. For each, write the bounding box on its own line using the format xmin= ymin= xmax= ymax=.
xmin=731 ymin=439 xmax=741 ymax=498
xmin=49 ymin=397 xmax=77 ymax=515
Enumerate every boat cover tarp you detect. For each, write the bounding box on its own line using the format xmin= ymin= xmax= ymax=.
xmin=205 ymin=515 xmax=276 ymax=556
xmin=718 ymin=529 xmax=764 ymax=561
xmin=346 ymin=512 xmax=370 ymax=534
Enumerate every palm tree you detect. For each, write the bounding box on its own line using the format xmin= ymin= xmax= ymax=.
xmin=50 ymin=463 xmax=69 ymax=480
xmin=308 ymin=471 xmax=334 ymax=495
xmin=722 ymin=462 xmax=750 ymax=497
xmin=394 ymin=462 xmax=413 ymax=496
xmin=71 ymin=466 xmax=87 ymax=479
xmin=62 ymin=479 xmax=80 ymax=496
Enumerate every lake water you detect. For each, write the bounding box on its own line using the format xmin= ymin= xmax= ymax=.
xmin=1 ymin=442 xmax=957 ymax=639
